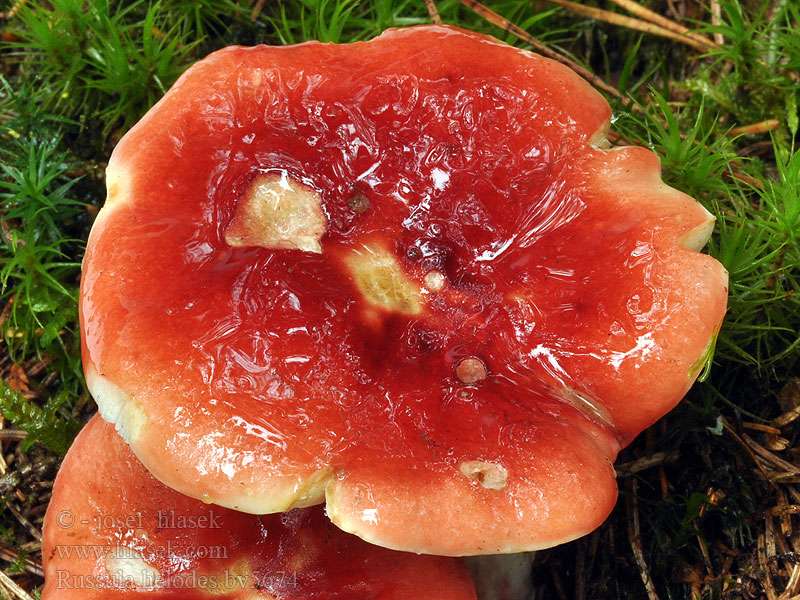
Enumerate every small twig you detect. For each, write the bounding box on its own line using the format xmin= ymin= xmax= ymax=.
xmin=0 ymin=416 xmax=7 ymax=477
xmin=722 ymin=418 xmax=777 ymax=487
xmin=738 ymin=140 xmax=777 ymax=157
xmin=729 ymin=119 xmax=781 ymax=136
xmin=766 ymin=513 xmax=777 ymax=565
xmin=710 ymin=0 xmax=725 ymax=46
xmin=0 ymin=0 xmax=26 ymax=20
xmin=250 ymin=0 xmax=266 ymax=20
xmin=626 ymin=479 xmax=661 ymax=600
xmin=787 ymin=487 xmax=800 ymax=510
xmin=765 ymin=473 xmax=800 ymax=484
xmin=606 ymin=0 xmax=717 ymax=48
xmin=423 ymin=0 xmax=441 ymax=24
xmin=665 ymin=0 xmax=683 ymax=21
xmin=760 ymin=531 xmax=778 ymax=600
xmin=774 ymin=524 xmax=792 ymax=557
xmin=696 ymin=534 xmax=712 ymax=568
xmin=766 ymin=434 xmax=791 ymax=452
xmin=742 ymin=433 xmax=800 ymax=475
xmin=772 ymin=524 xmax=794 ymax=585
xmin=729 ymin=171 xmax=765 ymax=188
xmin=458 ymin=0 xmax=631 ymax=105
xmin=617 ymin=452 xmax=679 ymax=476
xmin=537 ymin=0 xmax=713 ymax=52
xmin=6 ymin=504 xmax=41 ymax=543
xmin=0 ymin=570 xmax=35 ymax=600
xmin=695 ymin=491 xmax=717 ymax=574
xmin=776 ymin=404 xmax=800 ymax=428
xmin=0 ymin=430 xmax=26 ymax=441
xmin=743 ymin=421 xmax=783 ymax=435
xmin=779 ymin=564 xmax=800 ymax=600
xmin=0 ymin=546 xmax=44 ymax=578
xmin=659 ymin=465 xmax=669 ymax=499
xmin=776 ymin=488 xmax=793 ymax=537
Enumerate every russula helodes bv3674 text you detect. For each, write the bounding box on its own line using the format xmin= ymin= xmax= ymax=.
xmin=80 ymin=25 xmax=728 ymax=556
xmin=41 ymin=414 xmax=478 ymax=599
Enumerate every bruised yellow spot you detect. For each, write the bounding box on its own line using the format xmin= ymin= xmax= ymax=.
xmin=343 ymin=243 xmax=422 ymax=315
xmin=225 ymin=173 xmax=327 ymax=253
xmin=459 ymin=461 xmax=508 ymax=490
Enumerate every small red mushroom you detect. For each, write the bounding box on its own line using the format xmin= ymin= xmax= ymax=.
xmin=41 ymin=415 xmax=477 ymax=599
xmin=80 ymin=25 xmax=727 ymax=555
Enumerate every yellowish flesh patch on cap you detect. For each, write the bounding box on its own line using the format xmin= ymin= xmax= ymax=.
xmin=344 ymin=243 xmax=423 ymax=315
xmin=225 ymin=173 xmax=327 ymax=253
xmin=459 ymin=460 xmax=508 ymax=490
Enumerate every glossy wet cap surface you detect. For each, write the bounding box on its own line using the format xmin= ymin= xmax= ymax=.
xmin=80 ymin=25 xmax=728 ymax=554
xmin=41 ymin=415 xmax=477 ymax=599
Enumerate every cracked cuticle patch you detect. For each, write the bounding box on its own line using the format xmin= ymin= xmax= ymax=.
xmin=459 ymin=461 xmax=508 ymax=490
xmin=225 ymin=172 xmax=327 ymax=253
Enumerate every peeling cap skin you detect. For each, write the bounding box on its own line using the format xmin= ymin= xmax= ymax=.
xmin=41 ymin=415 xmax=477 ymax=599
xmin=80 ymin=25 xmax=728 ymax=555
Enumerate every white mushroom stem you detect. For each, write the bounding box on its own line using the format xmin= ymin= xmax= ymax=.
xmin=465 ymin=553 xmax=537 ymax=600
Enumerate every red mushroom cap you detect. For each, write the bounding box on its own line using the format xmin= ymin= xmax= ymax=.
xmin=41 ymin=415 xmax=477 ymax=599
xmin=80 ymin=25 xmax=728 ymax=555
